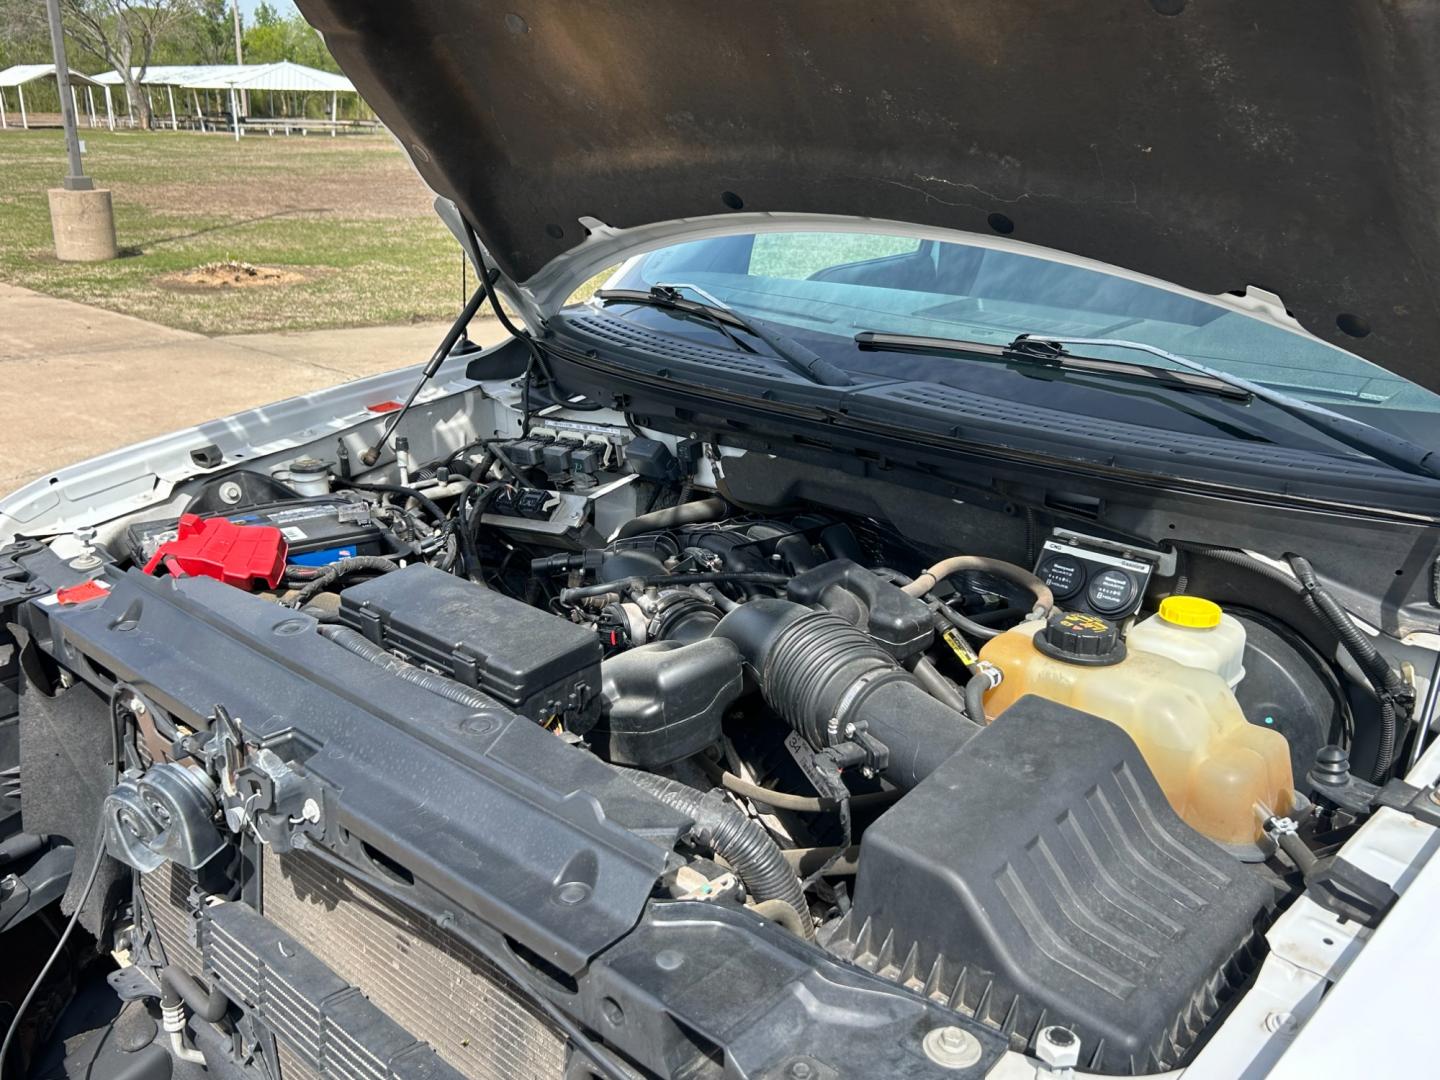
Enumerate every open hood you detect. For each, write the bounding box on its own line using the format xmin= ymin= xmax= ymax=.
xmin=296 ymin=0 xmax=1440 ymax=393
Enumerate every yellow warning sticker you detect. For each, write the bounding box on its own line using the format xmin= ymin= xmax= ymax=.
xmin=942 ymin=628 xmax=977 ymax=667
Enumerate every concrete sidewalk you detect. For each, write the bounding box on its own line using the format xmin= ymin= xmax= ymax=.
xmin=0 ymin=283 xmax=509 ymax=492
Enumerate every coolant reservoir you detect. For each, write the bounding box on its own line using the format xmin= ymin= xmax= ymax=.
xmin=979 ymin=612 xmax=1293 ymax=848
xmin=1128 ymin=596 xmax=1247 ymax=687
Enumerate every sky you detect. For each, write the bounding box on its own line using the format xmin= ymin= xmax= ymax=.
xmin=238 ymin=1 xmax=302 ymax=19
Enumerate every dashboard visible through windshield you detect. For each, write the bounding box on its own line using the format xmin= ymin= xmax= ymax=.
xmin=591 ymin=230 xmax=1440 ymax=449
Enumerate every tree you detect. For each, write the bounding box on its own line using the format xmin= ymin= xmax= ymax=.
xmin=160 ymin=0 xmax=233 ymax=66
xmin=0 ymin=0 xmax=53 ymax=68
xmin=62 ymin=0 xmax=197 ymax=129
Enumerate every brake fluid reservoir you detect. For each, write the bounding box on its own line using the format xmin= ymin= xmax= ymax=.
xmin=1128 ymin=596 xmax=1246 ymax=687
xmin=979 ymin=612 xmax=1293 ymax=848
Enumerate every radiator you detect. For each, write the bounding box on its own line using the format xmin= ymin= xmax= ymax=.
xmin=140 ymin=862 xmax=203 ymax=978
xmin=143 ymin=853 xmax=569 ymax=1079
xmin=260 ymin=849 xmax=570 ymax=1080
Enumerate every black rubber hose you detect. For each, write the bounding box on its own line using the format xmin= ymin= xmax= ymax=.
xmin=702 ymin=584 xmax=740 ymax=613
xmin=459 ymin=480 xmax=507 ymax=581
xmin=964 ymin=675 xmax=989 ymax=727
xmin=289 ymin=556 xmax=397 ymax=608
xmin=1182 ymin=543 xmax=1304 ymax=594
xmin=619 ymin=769 xmax=813 ymax=939
xmin=1289 ymin=555 xmax=1405 ymax=699
xmin=930 ymin=595 xmax=1003 ymax=641
xmin=910 ymin=655 xmax=969 ymax=714
xmin=1184 ymin=543 xmax=1406 ymax=780
xmin=318 ymin=624 xmax=495 ymax=711
xmin=1288 ymin=555 xmax=1405 ymax=778
xmin=159 ymin=966 xmax=228 ymax=1023
xmin=469 ymin=449 xmax=497 ymax=483
xmin=613 ymin=496 xmax=729 ymax=541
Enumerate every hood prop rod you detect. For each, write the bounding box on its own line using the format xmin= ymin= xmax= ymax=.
xmin=359 ymin=275 xmax=493 ymax=467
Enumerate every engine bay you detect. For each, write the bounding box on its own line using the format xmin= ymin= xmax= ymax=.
xmin=1 ymin=382 xmax=1436 ymax=1080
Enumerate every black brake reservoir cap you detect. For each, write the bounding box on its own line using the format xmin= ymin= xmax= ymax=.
xmin=1034 ymin=611 xmax=1127 ymax=666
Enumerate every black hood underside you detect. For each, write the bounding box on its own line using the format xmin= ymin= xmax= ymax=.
xmin=297 ymin=0 xmax=1440 ymax=393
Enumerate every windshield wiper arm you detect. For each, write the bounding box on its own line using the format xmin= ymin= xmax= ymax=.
xmin=855 ymin=329 xmax=1251 ymax=400
xmin=1015 ymin=335 xmax=1440 ymax=480
xmin=855 ymin=329 xmax=1439 ymax=479
xmin=597 ymin=284 xmax=852 ymax=386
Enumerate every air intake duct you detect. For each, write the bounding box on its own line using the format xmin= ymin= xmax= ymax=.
xmin=713 ymin=599 xmax=979 ymax=786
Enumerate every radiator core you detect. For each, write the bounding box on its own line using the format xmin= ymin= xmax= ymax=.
xmin=260 ymin=849 xmax=569 ymax=1080
xmin=144 ymin=852 xmax=569 ymax=1079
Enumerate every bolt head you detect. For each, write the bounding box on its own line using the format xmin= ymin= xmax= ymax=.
xmin=1035 ymin=1026 xmax=1081 ymax=1068
xmin=922 ymin=1025 xmax=982 ymax=1069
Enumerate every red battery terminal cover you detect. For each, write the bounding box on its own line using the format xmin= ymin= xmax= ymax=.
xmin=143 ymin=513 xmax=288 ymax=590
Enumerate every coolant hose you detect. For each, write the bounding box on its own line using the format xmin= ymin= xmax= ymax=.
xmin=902 ymin=555 xmax=1055 ymax=615
xmin=612 ymin=496 xmax=729 ymax=541
xmin=964 ymin=675 xmax=989 ymax=727
xmin=159 ymin=966 xmax=229 ymax=1023
xmin=318 ymin=624 xmax=495 ymax=711
xmin=714 ymin=599 xmax=981 ymax=787
xmin=619 ymin=769 xmax=813 ymax=938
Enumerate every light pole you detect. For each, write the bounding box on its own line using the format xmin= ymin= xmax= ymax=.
xmin=44 ymin=0 xmax=117 ymax=260
xmin=231 ymin=0 xmax=248 ymax=116
xmin=45 ymin=0 xmax=88 ymax=191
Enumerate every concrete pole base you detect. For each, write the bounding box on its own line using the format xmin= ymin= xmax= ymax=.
xmin=48 ymin=187 xmax=119 ymax=262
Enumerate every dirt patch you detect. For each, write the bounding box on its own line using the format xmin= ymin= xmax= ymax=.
xmin=161 ymin=260 xmax=307 ymax=290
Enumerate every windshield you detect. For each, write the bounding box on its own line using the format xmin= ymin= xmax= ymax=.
xmin=593 ymin=230 xmax=1440 ymax=447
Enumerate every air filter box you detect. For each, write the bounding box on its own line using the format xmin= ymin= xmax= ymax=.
xmin=338 ymin=564 xmax=603 ymax=730
xmin=833 ymin=695 xmax=1271 ymax=1074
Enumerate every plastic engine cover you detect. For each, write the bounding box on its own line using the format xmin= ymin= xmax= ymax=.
xmin=831 ymin=695 xmax=1272 ymax=1074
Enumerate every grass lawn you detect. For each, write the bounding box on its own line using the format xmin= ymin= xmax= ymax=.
xmin=0 ymin=127 xmax=468 ymax=335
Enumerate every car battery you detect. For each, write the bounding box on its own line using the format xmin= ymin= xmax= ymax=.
xmin=126 ymin=498 xmax=386 ymax=568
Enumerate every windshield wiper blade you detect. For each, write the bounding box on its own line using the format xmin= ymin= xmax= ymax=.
xmin=854 ymin=330 xmax=1251 ymax=400
xmin=597 ymin=284 xmax=852 ymax=386
xmin=855 ymin=329 xmax=1440 ymax=479
xmin=1015 ymin=335 xmax=1440 ymax=480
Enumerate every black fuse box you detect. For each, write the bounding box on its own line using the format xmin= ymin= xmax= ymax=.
xmin=126 ymin=498 xmax=385 ymax=567
xmin=338 ymin=563 xmax=603 ymax=730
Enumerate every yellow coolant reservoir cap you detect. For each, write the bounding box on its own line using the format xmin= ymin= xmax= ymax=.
xmin=1159 ymin=595 xmax=1222 ymax=629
